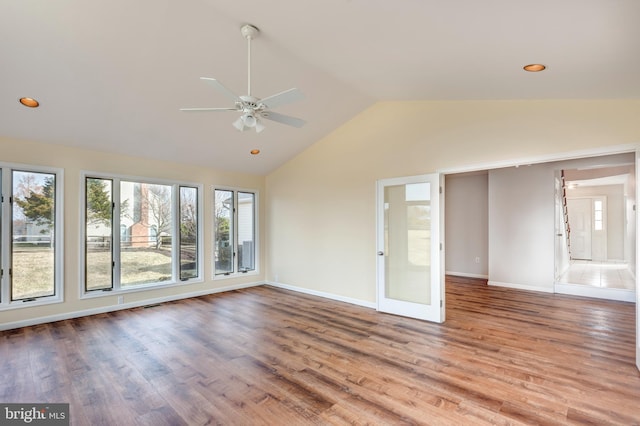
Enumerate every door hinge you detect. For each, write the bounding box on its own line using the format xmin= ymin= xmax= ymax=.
xmin=439 ymin=186 xmax=443 ymax=194
xmin=440 ymin=300 xmax=443 ymax=308
xmin=440 ymin=242 xmax=443 ymax=250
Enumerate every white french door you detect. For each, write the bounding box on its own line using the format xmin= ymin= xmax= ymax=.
xmin=376 ymin=173 xmax=444 ymax=322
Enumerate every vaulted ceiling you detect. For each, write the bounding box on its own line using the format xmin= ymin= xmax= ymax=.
xmin=2 ymin=0 xmax=639 ymax=175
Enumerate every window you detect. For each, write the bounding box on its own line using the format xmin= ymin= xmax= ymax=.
xmin=594 ymin=199 xmax=603 ymax=231
xmin=83 ymin=174 xmax=202 ymax=295
xmin=0 ymin=166 xmax=63 ymax=309
xmin=214 ymin=188 xmax=257 ymax=277
xmin=179 ymin=186 xmax=198 ymax=280
xmin=120 ymin=181 xmax=173 ymax=287
xmin=85 ymin=177 xmax=113 ymax=291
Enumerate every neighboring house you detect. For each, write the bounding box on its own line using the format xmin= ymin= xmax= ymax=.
xmin=86 ymin=182 xmax=169 ymax=250
xmin=121 ymin=182 xmax=155 ymax=249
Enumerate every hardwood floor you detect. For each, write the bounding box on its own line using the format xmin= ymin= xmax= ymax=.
xmin=1 ymin=276 xmax=639 ymax=425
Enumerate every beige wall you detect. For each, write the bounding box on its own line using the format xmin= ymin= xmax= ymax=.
xmin=265 ymin=100 xmax=640 ymax=304
xmin=0 ymin=136 xmax=265 ymax=328
xmin=3 ymin=99 xmax=640 ymax=326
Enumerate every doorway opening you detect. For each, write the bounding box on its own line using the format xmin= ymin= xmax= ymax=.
xmin=555 ymin=159 xmax=636 ymax=302
xmin=443 ymin=152 xmax=636 ymax=303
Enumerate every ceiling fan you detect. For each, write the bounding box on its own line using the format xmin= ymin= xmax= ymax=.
xmin=180 ymin=24 xmax=305 ymax=133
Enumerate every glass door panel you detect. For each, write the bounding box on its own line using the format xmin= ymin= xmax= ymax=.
xmin=377 ymin=174 xmax=443 ymax=322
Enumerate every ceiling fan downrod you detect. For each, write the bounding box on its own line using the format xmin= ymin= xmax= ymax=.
xmin=240 ymin=24 xmax=259 ymax=98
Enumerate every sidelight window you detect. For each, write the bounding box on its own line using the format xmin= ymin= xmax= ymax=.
xmin=594 ymin=200 xmax=603 ymax=231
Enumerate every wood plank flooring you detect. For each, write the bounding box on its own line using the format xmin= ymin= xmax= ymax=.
xmin=1 ymin=276 xmax=639 ymax=425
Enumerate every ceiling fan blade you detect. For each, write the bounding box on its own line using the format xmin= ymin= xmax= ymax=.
xmin=179 ymin=107 xmax=237 ymax=112
xmin=200 ymin=77 xmax=242 ymax=103
xmin=261 ymin=111 xmax=306 ymax=128
xmin=260 ymin=88 xmax=304 ymax=109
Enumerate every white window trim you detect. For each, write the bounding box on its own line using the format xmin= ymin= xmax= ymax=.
xmin=0 ymin=162 xmax=64 ymax=311
xmin=213 ymin=185 xmax=260 ymax=280
xmin=80 ymin=171 xmax=204 ymax=299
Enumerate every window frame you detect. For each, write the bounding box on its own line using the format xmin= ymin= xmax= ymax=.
xmin=179 ymin=185 xmax=199 ymax=281
xmin=0 ymin=163 xmax=64 ymax=311
xmin=213 ymin=186 xmax=259 ymax=280
xmin=593 ymin=198 xmax=604 ymax=231
xmin=80 ymin=172 xmax=203 ymax=299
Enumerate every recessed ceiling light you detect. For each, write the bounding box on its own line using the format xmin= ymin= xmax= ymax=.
xmin=523 ymin=64 xmax=546 ymax=72
xmin=19 ymin=97 xmax=40 ymax=108
xmin=250 ymin=149 xmax=260 ymax=155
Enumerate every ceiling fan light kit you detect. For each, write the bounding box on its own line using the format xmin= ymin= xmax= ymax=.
xmin=180 ymin=24 xmax=305 ymax=133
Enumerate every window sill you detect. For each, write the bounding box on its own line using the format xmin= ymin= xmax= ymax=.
xmin=213 ymin=270 xmax=259 ymax=281
xmin=0 ymin=295 xmax=63 ymax=311
xmin=80 ymin=277 xmax=204 ymax=299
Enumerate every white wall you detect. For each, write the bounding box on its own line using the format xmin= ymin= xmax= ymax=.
xmin=445 ymin=172 xmax=488 ymax=278
xmin=488 ymin=165 xmax=556 ymax=291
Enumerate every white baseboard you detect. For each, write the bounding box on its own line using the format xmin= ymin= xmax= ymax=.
xmin=488 ymin=280 xmax=554 ymax=293
xmin=446 ymin=271 xmax=489 ymax=279
xmin=266 ymin=281 xmax=377 ymax=310
xmin=554 ymin=283 xmax=636 ymax=303
xmin=0 ymin=281 xmax=264 ymax=331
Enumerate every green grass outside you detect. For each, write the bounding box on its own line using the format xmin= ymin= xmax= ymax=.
xmin=12 ymin=248 xmax=173 ymax=299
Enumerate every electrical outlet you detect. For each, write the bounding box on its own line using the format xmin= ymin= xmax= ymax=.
xmin=117 ymin=296 xmax=124 ymax=305
xmin=475 ymin=257 xmax=480 ymax=264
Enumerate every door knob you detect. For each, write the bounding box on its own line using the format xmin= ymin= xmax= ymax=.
xmin=377 ymin=251 xmax=384 ymax=256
